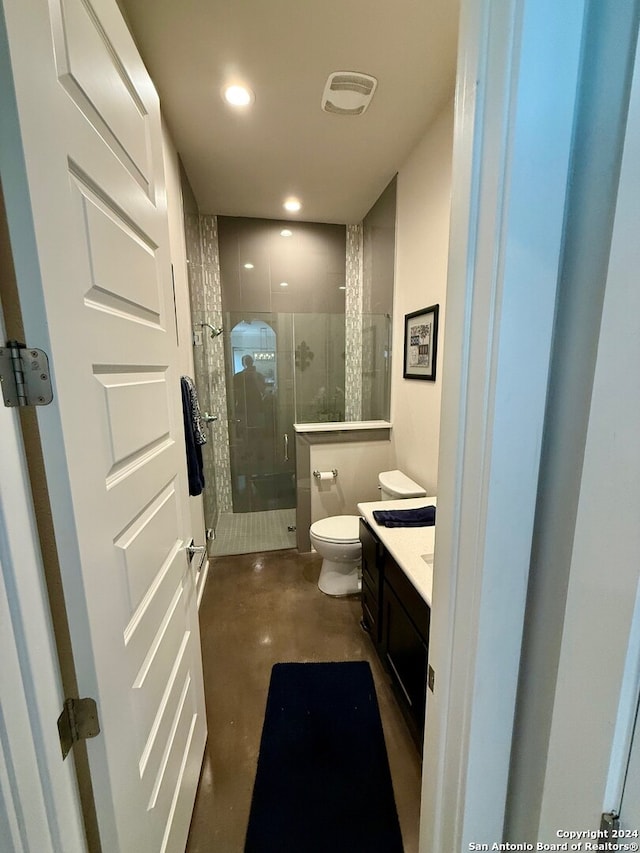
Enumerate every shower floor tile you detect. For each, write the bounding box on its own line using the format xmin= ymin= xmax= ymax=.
xmin=209 ymin=508 xmax=296 ymax=556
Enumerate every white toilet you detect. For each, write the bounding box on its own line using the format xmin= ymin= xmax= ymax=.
xmin=310 ymin=469 xmax=427 ymax=596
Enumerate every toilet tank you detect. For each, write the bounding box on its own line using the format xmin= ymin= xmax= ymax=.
xmin=378 ymin=469 xmax=426 ymax=501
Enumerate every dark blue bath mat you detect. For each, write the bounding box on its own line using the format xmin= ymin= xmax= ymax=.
xmin=244 ymin=661 xmax=404 ymax=853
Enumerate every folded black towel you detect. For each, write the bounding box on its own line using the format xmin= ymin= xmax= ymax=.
xmin=372 ymin=505 xmax=436 ymax=528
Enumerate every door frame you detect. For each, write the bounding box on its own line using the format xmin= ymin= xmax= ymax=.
xmin=536 ymin=19 xmax=640 ymax=834
xmin=421 ymin=0 xmax=589 ymax=848
xmin=0 ymin=297 xmax=86 ymax=852
xmin=423 ymin=0 xmax=640 ymax=848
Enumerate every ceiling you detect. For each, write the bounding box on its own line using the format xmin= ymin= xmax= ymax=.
xmin=118 ymin=0 xmax=460 ymax=224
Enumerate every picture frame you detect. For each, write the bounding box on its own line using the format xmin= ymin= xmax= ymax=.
xmin=403 ymin=304 xmax=439 ymax=381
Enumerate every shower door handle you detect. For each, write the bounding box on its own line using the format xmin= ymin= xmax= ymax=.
xmin=283 ymin=432 xmax=289 ymax=462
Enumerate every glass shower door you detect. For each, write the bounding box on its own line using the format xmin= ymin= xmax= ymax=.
xmin=226 ymin=312 xmax=296 ymax=513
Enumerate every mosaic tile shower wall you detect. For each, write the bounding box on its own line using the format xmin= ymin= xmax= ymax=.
xmin=345 ymin=223 xmax=364 ymax=421
xmin=188 ymin=214 xmax=233 ymax=517
xmin=361 ymin=219 xmax=377 ymax=421
xmin=183 ymin=209 xmax=219 ymax=530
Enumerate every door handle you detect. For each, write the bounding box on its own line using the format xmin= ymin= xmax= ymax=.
xmin=185 ymin=543 xmax=206 ymax=560
xmin=283 ymin=432 xmax=289 ymax=462
xmin=203 ymin=412 xmax=218 ymax=424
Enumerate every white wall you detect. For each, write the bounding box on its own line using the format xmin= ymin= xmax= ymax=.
xmin=391 ymin=101 xmax=454 ymax=495
xmin=162 ymin=122 xmax=206 ymax=547
xmin=309 ymin=439 xmax=392 ymax=521
xmin=507 ymin=8 xmax=640 ymax=838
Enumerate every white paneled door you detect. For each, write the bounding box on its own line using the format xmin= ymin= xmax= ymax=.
xmin=0 ymin=0 xmax=206 ymax=851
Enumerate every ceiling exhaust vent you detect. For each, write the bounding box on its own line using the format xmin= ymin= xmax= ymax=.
xmin=321 ymin=71 xmax=378 ymax=116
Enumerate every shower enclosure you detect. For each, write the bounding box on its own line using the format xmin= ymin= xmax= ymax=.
xmin=197 ymin=308 xmax=390 ymax=556
xmin=182 ymin=203 xmax=396 ymax=556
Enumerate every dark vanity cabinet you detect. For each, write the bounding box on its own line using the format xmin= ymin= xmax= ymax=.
xmin=360 ymin=518 xmax=383 ymax=645
xmin=382 ymin=553 xmax=430 ymax=743
xmin=360 ymin=518 xmax=430 ymax=747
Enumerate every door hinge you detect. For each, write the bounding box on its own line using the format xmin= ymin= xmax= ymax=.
xmin=0 ymin=340 xmax=53 ymax=407
xmin=600 ymin=811 xmax=620 ymax=837
xmin=428 ymin=664 xmax=436 ymax=692
xmin=57 ymin=697 xmax=100 ymax=760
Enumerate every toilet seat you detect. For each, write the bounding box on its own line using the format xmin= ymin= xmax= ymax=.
xmin=310 ymin=515 xmax=360 ymax=544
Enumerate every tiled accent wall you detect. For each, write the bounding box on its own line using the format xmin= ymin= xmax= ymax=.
xmin=188 ymin=214 xmax=233 ymax=518
xmin=183 ymin=210 xmax=218 ymax=529
xmin=345 ymin=223 xmax=364 ymax=421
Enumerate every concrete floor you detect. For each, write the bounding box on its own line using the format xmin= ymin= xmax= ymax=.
xmin=185 ymin=548 xmax=423 ymax=853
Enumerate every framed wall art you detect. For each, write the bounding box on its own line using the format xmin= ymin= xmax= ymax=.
xmin=403 ymin=304 xmax=439 ymax=381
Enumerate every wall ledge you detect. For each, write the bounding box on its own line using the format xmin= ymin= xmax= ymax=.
xmin=294 ymin=420 xmax=392 ymax=434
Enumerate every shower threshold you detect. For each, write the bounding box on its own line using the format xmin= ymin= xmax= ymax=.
xmin=209 ymin=508 xmax=297 ymax=556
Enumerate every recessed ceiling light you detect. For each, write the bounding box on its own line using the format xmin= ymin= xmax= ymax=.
xmin=244 ymin=262 xmax=254 ymax=269
xmin=283 ymin=198 xmax=301 ymax=213
xmin=223 ymin=84 xmax=254 ymax=107
xmin=339 ymin=286 xmax=346 ymax=290
xmin=280 ymin=229 xmax=293 ymax=237
xmin=280 ymin=282 xmax=289 ymax=287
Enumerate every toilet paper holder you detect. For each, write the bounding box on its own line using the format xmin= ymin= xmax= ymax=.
xmin=313 ymin=469 xmax=338 ymax=480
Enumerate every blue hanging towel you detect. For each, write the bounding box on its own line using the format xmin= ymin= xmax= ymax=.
xmin=372 ymin=505 xmax=436 ymax=528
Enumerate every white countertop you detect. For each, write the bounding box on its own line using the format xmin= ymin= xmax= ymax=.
xmin=357 ymin=497 xmax=437 ymax=606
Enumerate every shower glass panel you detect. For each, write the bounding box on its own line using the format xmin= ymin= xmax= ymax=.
xmin=291 ymin=311 xmax=390 ymax=424
xmin=226 ymin=312 xmax=296 ymax=513
xmin=293 ymin=313 xmax=346 ymax=422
